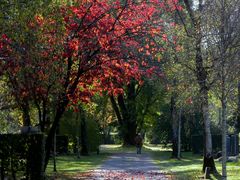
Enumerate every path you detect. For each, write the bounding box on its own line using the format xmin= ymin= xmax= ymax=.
xmin=78 ymin=152 xmax=170 ymax=180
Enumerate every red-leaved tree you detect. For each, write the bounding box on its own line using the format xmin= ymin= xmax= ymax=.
xmin=0 ymin=0 xmax=182 ymax=169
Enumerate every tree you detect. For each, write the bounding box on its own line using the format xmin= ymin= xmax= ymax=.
xmin=175 ymin=0 xmax=217 ymax=172
xmin=1 ymin=0 xmax=182 ymax=169
xmin=202 ymin=0 xmax=240 ymax=178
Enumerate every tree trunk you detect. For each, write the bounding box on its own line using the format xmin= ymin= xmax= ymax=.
xmin=122 ymin=121 xmax=137 ymax=146
xmin=181 ymin=0 xmax=216 ymax=172
xmin=44 ymin=97 xmax=68 ymax=171
xmin=221 ymin=99 xmax=227 ymax=180
xmin=195 ymin=29 xmax=215 ymax=173
xmin=110 ymin=80 xmax=138 ymax=146
xmin=110 ymin=95 xmax=123 ymax=125
xmin=41 ymin=100 xmax=47 ymax=132
xmin=171 ymin=95 xmax=178 ymax=158
xmin=80 ymin=107 xmax=89 ymax=156
xmin=53 ymin=131 xmax=57 ymax=172
xmin=22 ymin=101 xmax=31 ymax=126
xmin=76 ymin=136 xmax=80 ymax=158
xmin=202 ymin=90 xmax=216 ymax=172
xmin=236 ymin=82 xmax=240 ymax=133
xmin=126 ymin=81 xmax=138 ymax=145
xmin=178 ymin=108 xmax=182 ymax=159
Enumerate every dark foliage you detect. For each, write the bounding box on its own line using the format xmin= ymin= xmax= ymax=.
xmin=0 ymin=134 xmax=45 ymax=180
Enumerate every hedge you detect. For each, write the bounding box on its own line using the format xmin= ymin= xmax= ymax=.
xmin=0 ymin=134 xmax=45 ymax=180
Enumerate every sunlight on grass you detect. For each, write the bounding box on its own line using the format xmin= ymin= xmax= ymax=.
xmin=213 ymin=161 xmax=240 ymax=180
xmin=46 ymin=153 xmax=109 ymax=177
xmin=100 ymin=144 xmax=137 ymax=153
xmin=143 ymin=144 xmax=172 ymax=151
xmin=100 ymin=144 xmax=122 ymax=149
xmin=145 ymin=144 xmax=240 ymax=180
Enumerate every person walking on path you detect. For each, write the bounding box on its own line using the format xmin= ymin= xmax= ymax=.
xmin=135 ymin=133 xmax=143 ymax=154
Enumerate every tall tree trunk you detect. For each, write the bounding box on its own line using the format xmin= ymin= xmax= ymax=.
xmin=196 ymin=25 xmax=215 ymax=173
xmin=44 ymin=96 xmax=68 ymax=171
xmin=125 ymin=81 xmax=138 ymax=145
xmin=122 ymin=121 xmax=137 ymax=146
xmin=22 ymin=101 xmax=31 ymax=126
xmin=219 ymin=2 xmax=227 ymax=177
xmin=110 ymin=95 xmax=123 ymax=125
xmin=201 ymin=89 xmax=215 ymax=172
xmin=171 ymin=95 xmax=178 ymax=158
xmin=53 ymin=131 xmax=57 ymax=172
xmin=110 ymin=80 xmax=138 ymax=146
xmin=221 ymin=99 xmax=227 ymax=180
xmin=41 ymin=100 xmax=47 ymax=132
xmin=236 ymin=82 xmax=240 ymax=133
xmin=80 ymin=107 xmax=89 ymax=156
xmin=181 ymin=0 xmax=216 ymax=172
xmin=178 ymin=108 xmax=182 ymax=159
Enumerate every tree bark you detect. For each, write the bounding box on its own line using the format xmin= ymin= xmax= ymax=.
xmin=221 ymin=99 xmax=227 ymax=180
xmin=195 ymin=2 xmax=215 ymax=172
xmin=80 ymin=107 xmax=89 ymax=156
xmin=110 ymin=95 xmax=123 ymax=125
xmin=110 ymin=81 xmax=138 ymax=146
xmin=171 ymin=95 xmax=178 ymax=158
xmin=122 ymin=121 xmax=137 ymax=146
xmin=236 ymin=82 xmax=240 ymax=133
xmin=195 ymin=20 xmax=215 ymax=172
xmin=180 ymin=0 xmax=215 ymax=171
xmin=41 ymin=100 xmax=47 ymax=132
xmin=44 ymin=96 xmax=68 ymax=171
xmin=21 ymin=101 xmax=31 ymax=126
xmin=53 ymin=131 xmax=57 ymax=172
xmin=178 ymin=108 xmax=182 ymax=159
xmin=201 ymin=89 xmax=216 ymax=172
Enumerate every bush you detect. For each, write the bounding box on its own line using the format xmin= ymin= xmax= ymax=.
xmin=87 ymin=118 xmax=101 ymax=152
xmin=60 ymin=115 xmax=102 ymax=153
xmin=51 ymin=135 xmax=69 ymax=154
xmin=0 ymin=134 xmax=45 ymax=180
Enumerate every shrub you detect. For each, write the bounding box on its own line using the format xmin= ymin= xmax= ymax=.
xmin=0 ymin=134 xmax=45 ymax=180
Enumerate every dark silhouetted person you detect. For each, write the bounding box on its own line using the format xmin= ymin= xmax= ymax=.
xmin=135 ymin=133 xmax=143 ymax=154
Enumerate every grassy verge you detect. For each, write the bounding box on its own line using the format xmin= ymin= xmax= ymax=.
xmin=46 ymin=145 xmax=135 ymax=179
xmin=145 ymin=144 xmax=240 ymax=180
xmin=46 ymin=152 xmax=109 ymax=179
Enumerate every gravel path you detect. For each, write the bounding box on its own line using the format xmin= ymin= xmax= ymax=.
xmin=79 ymin=152 xmax=170 ymax=180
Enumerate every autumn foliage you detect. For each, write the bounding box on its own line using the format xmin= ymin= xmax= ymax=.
xmin=0 ymin=0 xmax=182 ymax=108
xmin=0 ymin=0 xmax=182 ymax=168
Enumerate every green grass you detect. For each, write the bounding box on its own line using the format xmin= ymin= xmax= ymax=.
xmin=46 ymin=152 xmax=109 ymax=179
xmin=99 ymin=144 xmax=136 ymax=153
xmin=46 ymin=145 xmax=136 ymax=179
xmin=145 ymin=144 xmax=240 ymax=180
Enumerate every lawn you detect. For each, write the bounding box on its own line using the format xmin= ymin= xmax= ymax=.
xmin=46 ymin=145 xmax=130 ymax=179
xmin=145 ymin=144 xmax=240 ymax=180
xmin=46 ymin=152 xmax=109 ymax=179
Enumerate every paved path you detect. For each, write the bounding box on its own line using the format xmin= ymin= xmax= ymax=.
xmin=81 ymin=152 xmax=170 ymax=180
